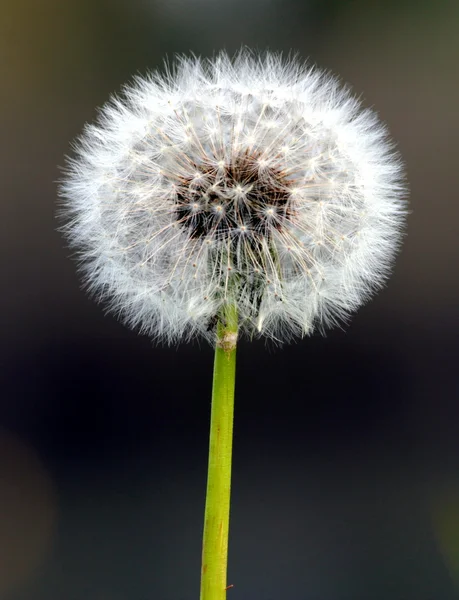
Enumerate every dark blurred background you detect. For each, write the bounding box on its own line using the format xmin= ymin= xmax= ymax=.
xmin=1 ymin=0 xmax=459 ymax=598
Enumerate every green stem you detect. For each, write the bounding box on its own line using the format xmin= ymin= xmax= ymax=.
xmin=200 ymin=304 xmax=238 ymax=600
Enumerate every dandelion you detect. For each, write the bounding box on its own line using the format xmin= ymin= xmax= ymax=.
xmin=60 ymin=51 xmax=405 ymax=346
xmin=59 ymin=49 xmax=407 ymax=600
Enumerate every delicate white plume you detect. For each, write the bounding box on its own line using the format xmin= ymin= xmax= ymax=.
xmin=60 ymin=50 xmax=407 ymax=344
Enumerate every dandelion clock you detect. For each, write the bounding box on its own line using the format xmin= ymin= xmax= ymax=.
xmin=60 ymin=50 xmax=407 ymax=599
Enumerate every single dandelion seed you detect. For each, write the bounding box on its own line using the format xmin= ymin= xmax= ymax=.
xmin=59 ymin=49 xmax=407 ymax=600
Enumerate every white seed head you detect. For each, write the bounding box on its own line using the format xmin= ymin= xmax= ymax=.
xmin=59 ymin=50 xmax=407 ymax=345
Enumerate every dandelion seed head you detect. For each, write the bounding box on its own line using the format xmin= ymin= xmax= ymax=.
xmin=60 ymin=49 xmax=407 ymax=345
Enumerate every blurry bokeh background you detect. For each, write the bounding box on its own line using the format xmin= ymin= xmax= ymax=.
xmin=1 ymin=0 xmax=459 ymax=598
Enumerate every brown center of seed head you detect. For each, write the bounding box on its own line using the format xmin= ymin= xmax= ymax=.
xmin=175 ymin=152 xmax=293 ymax=242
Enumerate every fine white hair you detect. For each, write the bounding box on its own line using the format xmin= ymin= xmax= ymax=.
xmin=60 ymin=50 xmax=407 ymax=345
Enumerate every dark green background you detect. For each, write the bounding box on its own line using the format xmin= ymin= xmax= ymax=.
xmin=1 ymin=0 xmax=459 ymax=598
